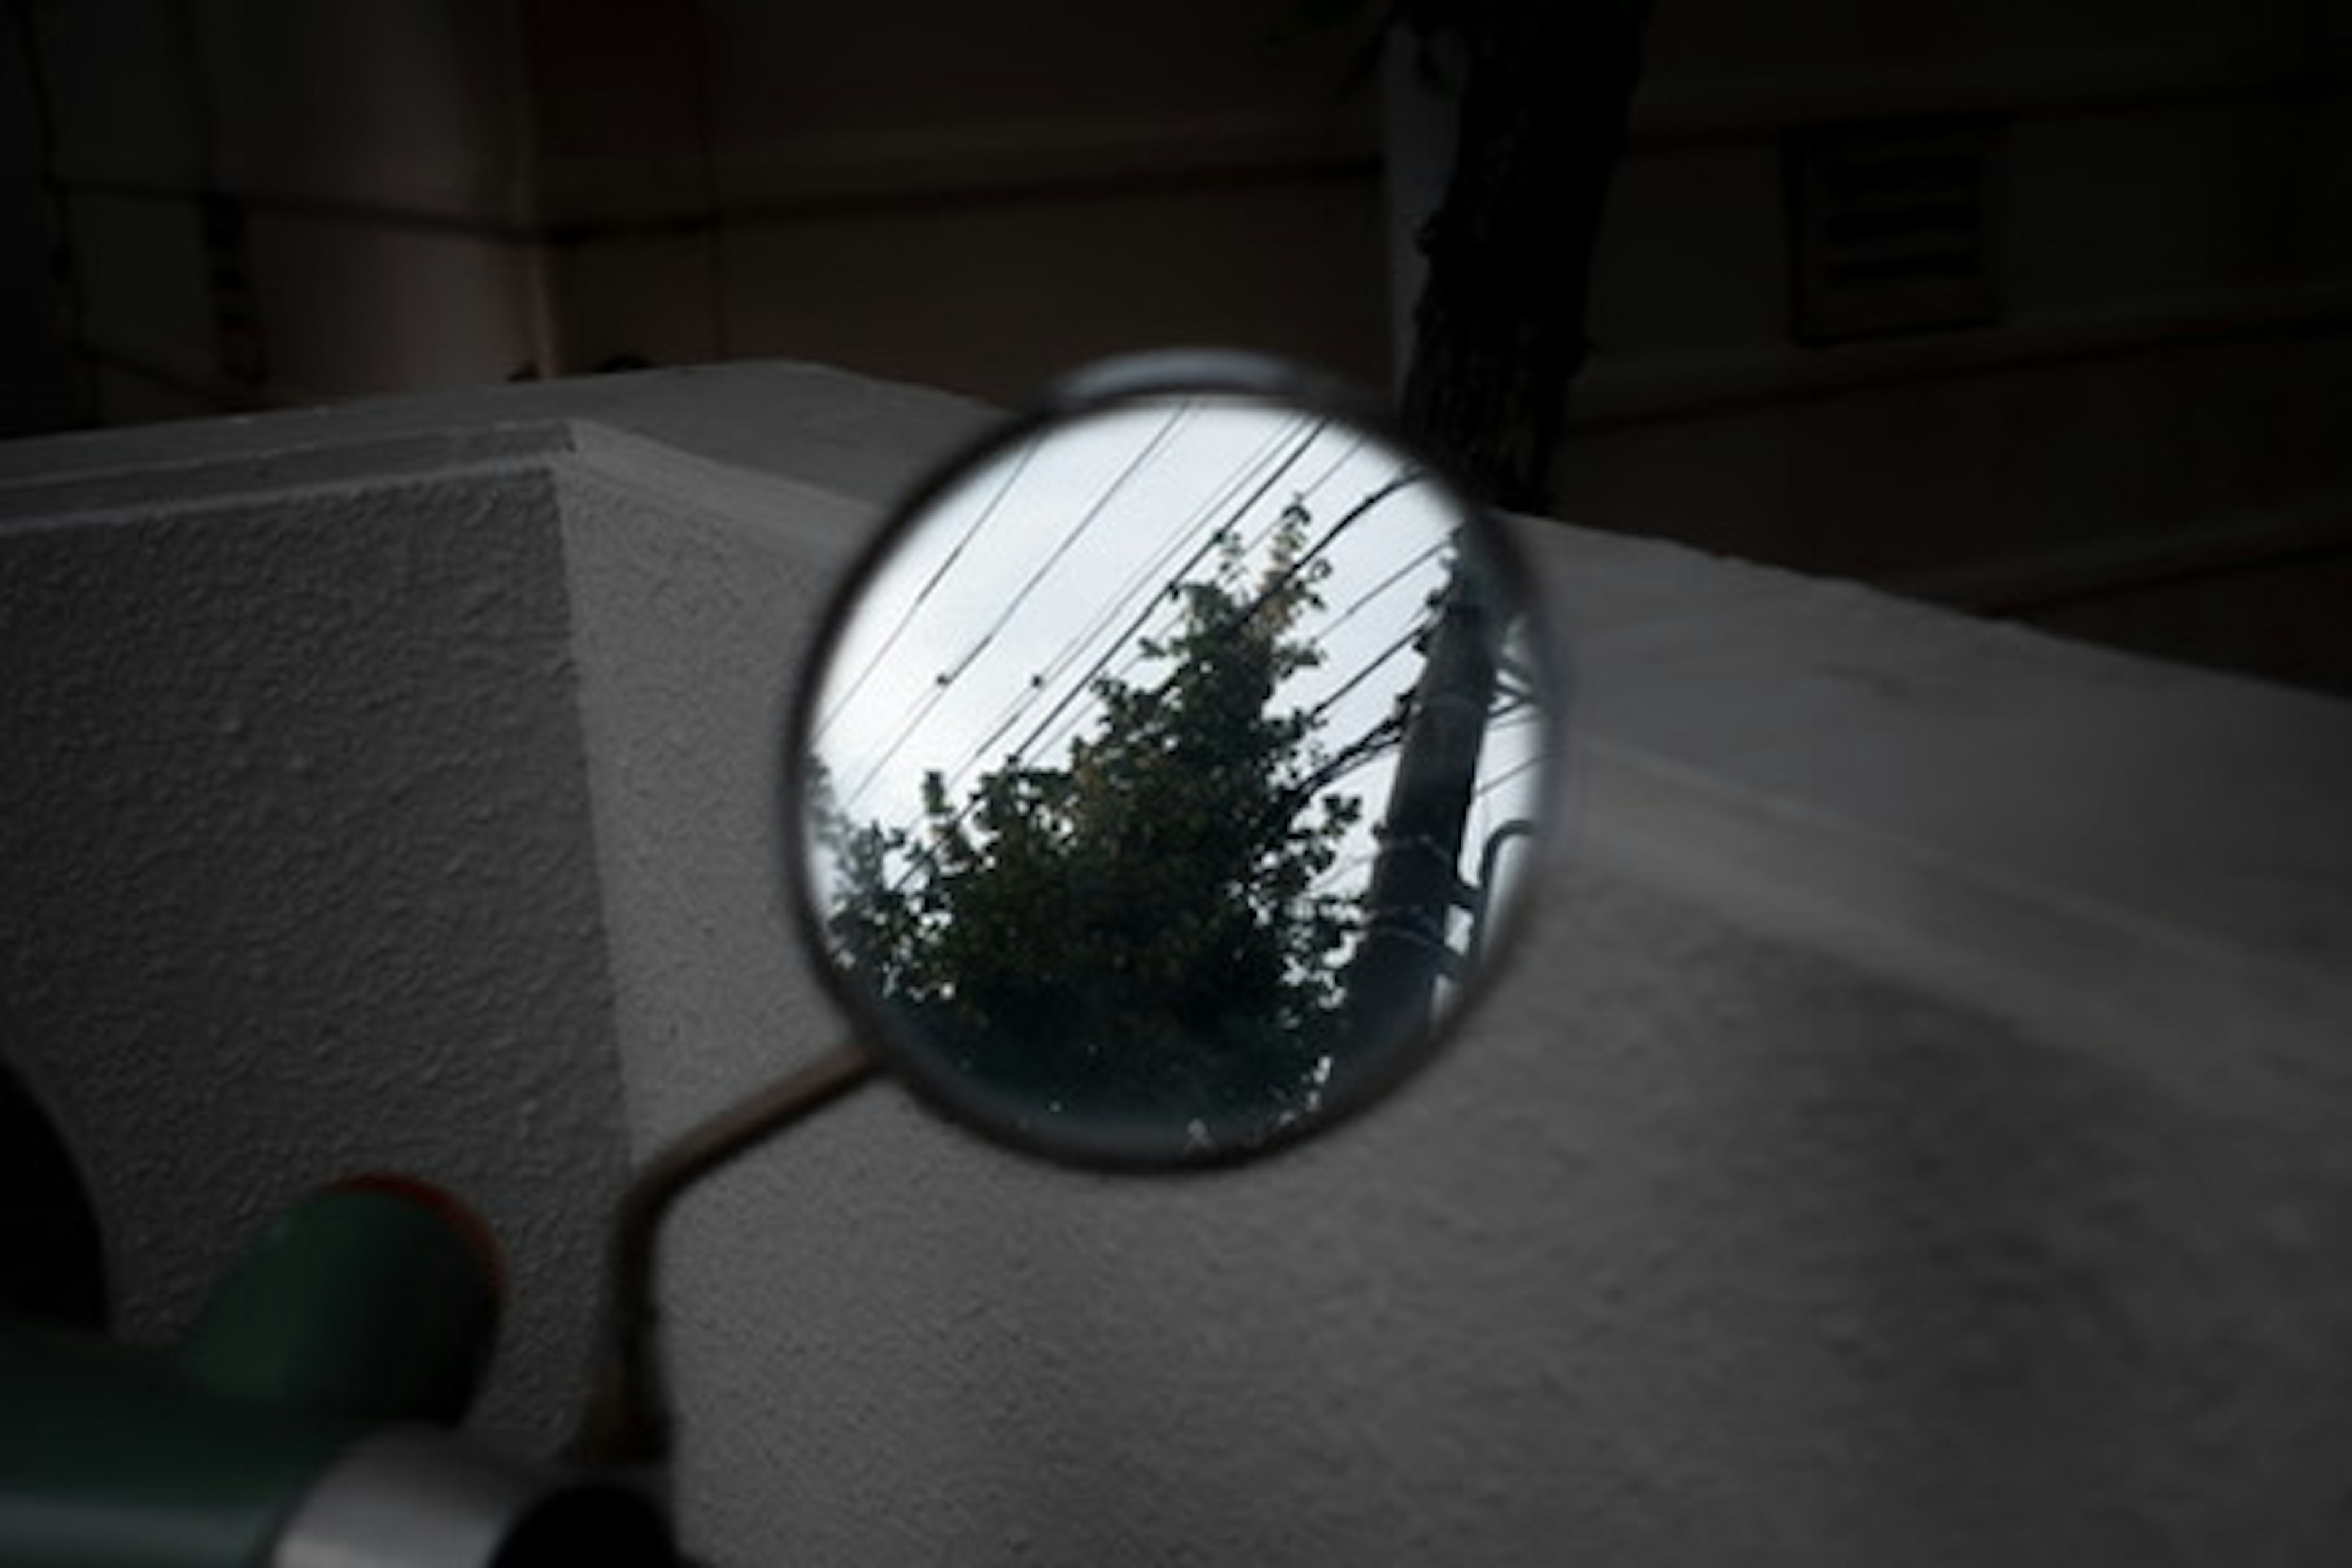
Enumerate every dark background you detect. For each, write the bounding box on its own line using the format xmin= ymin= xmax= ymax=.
xmin=4 ymin=0 xmax=2348 ymax=695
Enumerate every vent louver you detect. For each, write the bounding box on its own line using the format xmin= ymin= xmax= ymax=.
xmin=1786 ymin=118 xmax=2002 ymax=344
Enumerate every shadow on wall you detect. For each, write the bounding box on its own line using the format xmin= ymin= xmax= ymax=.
xmin=1799 ymin=1002 xmax=2352 ymax=1555
xmin=0 ymin=1054 xmax=108 ymax=1333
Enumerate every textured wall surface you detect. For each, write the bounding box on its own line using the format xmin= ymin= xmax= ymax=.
xmin=2 ymin=362 xmax=2348 ymax=1563
xmin=604 ymin=437 xmax=2352 ymax=1565
xmin=0 ymin=430 xmax=630 ymax=1447
xmin=551 ymin=425 xmax=866 ymax=1147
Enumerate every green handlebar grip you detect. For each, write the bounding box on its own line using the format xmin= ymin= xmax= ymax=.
xmin=174 ymin=1177 xmax=503 ymax=1426
xmin=1 ymin=1175 xmax=514 ymax=1566
xmin=0 ymin=1313 xmax=360 ymax=1566
xmin=1 ymin=1325 xmax=672 ymax=1567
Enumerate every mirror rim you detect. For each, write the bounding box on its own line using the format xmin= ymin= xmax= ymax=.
xmin=780 ymin=349 xmax=1567 ymax=1172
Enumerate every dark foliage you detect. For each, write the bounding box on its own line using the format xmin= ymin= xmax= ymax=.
xmin=817 ymin=526 xmax=1365 ymax=1128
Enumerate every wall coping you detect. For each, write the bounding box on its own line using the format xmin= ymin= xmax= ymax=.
xmin=6 ymin=356 xmax=2348 ymax=1128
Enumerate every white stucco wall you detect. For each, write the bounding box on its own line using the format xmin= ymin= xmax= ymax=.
xmin=3 ymin=362 xmax=2348 ymax=1562
xmin=0 ymin=424 xmax=625 ymax=1447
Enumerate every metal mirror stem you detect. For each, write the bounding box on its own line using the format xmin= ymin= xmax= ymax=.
xmin=570 ymin=1042 xmax=880 ymax=1469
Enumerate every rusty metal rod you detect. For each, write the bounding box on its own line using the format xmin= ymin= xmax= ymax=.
xmin=570 ymin=1041 xmax=882 ymax=1468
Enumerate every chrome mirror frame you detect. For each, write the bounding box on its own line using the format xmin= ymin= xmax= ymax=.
xmin=778 ymin=350 xmax=1568 ymax=1172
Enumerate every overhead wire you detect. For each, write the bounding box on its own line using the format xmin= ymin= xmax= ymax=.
xmin=865 ymin=415 xmax=1330 ymax=894
xmin=1300 ymin=430 xmax=1370 ymax=502
xmin=1320 ymin=536 xmax=1449 ymax=640
xmin=1472 ymin=749 xmax=1548 ymax=800
xmin=837 ymin=669 xmax=959 ymax=816
xmin=944 ymin=458 xmax=1438 ymax=890
xmin=835 ymin=404 xmax=1192 ymax=813
xmin=933 ymin=413 xmax=1308 ymax=800
xmin=1065 ymin=453 xmax=1420 ymax=761
xmin=996 ymin=418 xmax=1327 ymax=777
xmin=1232 ymin=469 xmax=1424 ymax=634
xmin=843 ymin=422 xmax=1459 ymax=912
xmin=925 ymin=402 xmax=1194 ymax=695
xmin=815 ymin=433 xmax=1041 ymax=744
xmin=1213 ymin=429 xmax=1368 ymax=592
xmin=1308 ymin=846 xmax=1382 ymax=899
xmin=1303 ymin=611 xmax=1436 ymax=729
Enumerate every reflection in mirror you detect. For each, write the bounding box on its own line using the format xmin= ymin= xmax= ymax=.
xmin=795 ymin=386 xmax=1556 ymax=1166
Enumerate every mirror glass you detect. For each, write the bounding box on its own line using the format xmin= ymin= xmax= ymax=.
xmin=790 ymin=372 xmax=1559 ymax=1167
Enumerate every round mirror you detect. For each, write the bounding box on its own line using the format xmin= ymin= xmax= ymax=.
xmin=786 ymin=353 xmax=1563 ymax=1168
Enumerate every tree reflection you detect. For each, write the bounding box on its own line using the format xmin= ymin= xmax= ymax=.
xmin=815 ymin=518 xmax=1363 ymax=1132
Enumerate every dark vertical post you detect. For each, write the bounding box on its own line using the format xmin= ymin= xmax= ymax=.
xmin=1398 ymin=0 xmax=1654 ymax=516
xmin=1346 ymin=538 xmax=1502 ymax=1038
